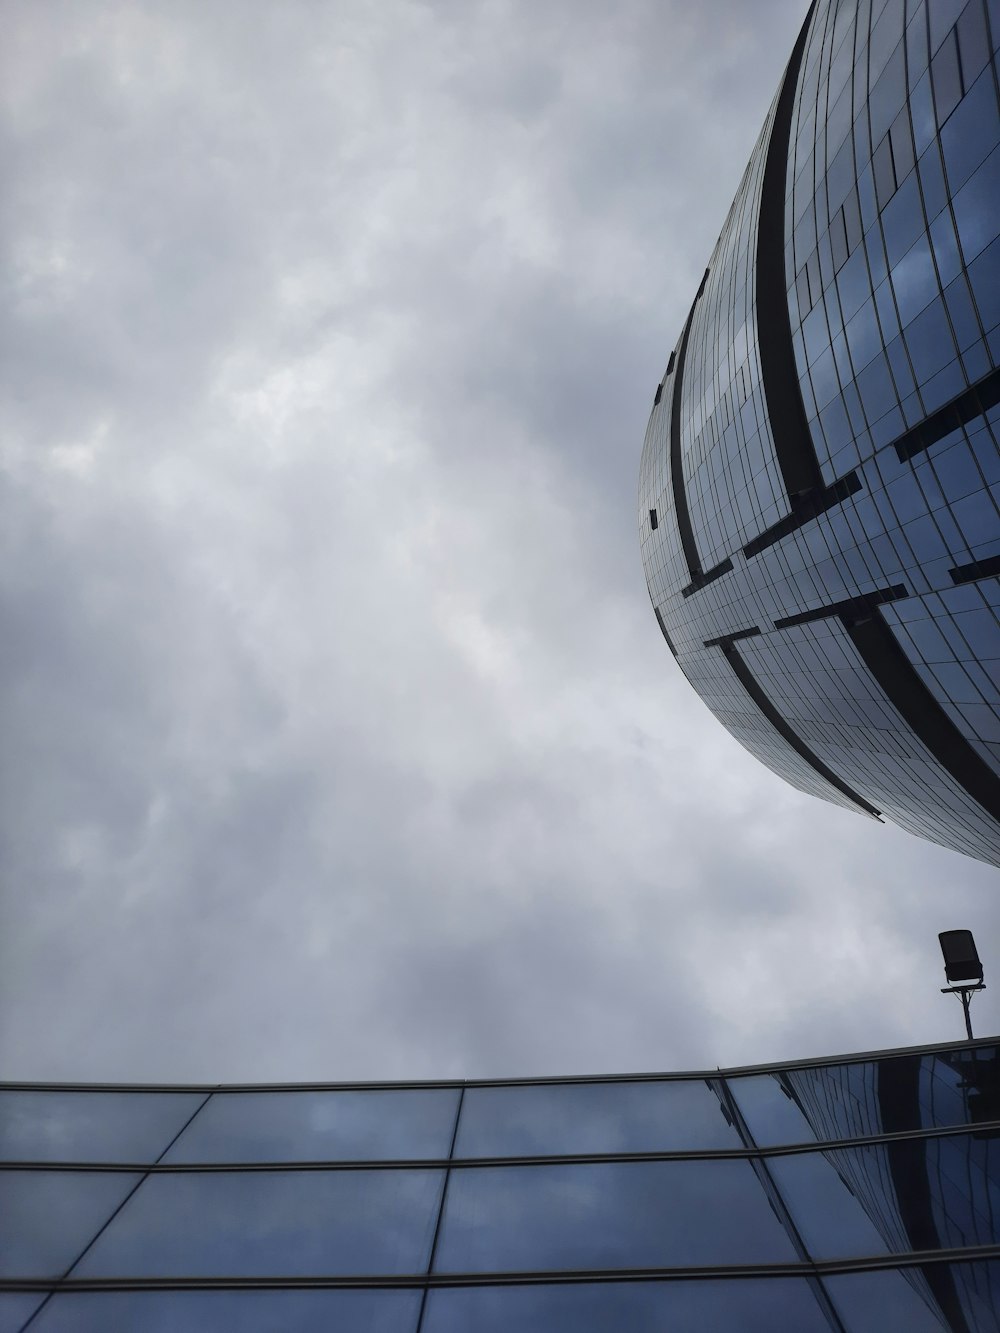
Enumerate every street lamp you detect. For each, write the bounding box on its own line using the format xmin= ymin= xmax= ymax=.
xmin=939 ymin=930 xmax=985 ymax=1040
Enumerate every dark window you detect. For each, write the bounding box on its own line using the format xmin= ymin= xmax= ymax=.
xmin=873 ymin=134 xmax=897 ymax=210
xmin=831 ymin=209 xmax=850 ymax=272
xmin=649 ymin=508 xmax=658 ymax=530
xmin=957 ymin=0 xmax=991 ymax=86
xmin=932 ymin=29 xmax=964 ymax=125
xmin=889 ymin=107 xmax=915 ymax=185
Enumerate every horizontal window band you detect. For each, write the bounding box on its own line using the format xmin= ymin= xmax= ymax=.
xmin=950 ymin=553 xmax=1000 ymax=585
xmin=5 ymin=1119 xmax=998 ymax=1173
xmin=722 ymin=642 xmax=882 ymax=818
xmin=892 ymin=364 xmax=1000 ymax=463
xmin=742 ymin=471 xmax=862 ymax=559
xmin=3 ymin=1036 xmax=992 ymax=1092
xmin=846 ymin=613 xmax=1000 ymax=823
xmin=703 ymin=627 xmax=762 ymax=649
xmin=680 ymin=558 xmax=734 ymax=598
xmin=6 ymin=1245 xmax=1000 ymax=1291
xmin=773 ymin=585 xmax=909 ymax=630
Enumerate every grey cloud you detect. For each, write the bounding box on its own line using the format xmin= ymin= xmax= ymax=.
xmin=2 ymin=0 xmax=997 ymax=1086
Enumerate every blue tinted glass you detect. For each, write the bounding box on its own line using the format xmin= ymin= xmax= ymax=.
xmin=422 ymin=1280 xmax=830 ymax=1333
xmin=767 ymin=1149 xmax=893 ymax=1258
xmin=730 ymin=1050 xmax=1000 ymax=1145
xmin=952 ymin=146 xmax=1000 ymax=263
xmin=0 ymin=1091 xmax=203 ymax=1163
xmin=0 ymin=1293 xmax=47 ymax=1333
xmin=27 ymin=1290 xmax=423 ymax=1333
xmin=940 ymin=66 xmax=1000 ymax=194
xmin=825 ymin=1262 xmax=999 ymax=1332
xmin=164 ymin=1088 xmax=459 ymax=1163
xmin=454 ymin=1079 xmax=739 ymax=1156
xmin=0 ymin=1170 xmax=141 ymax=1277
xmin=72 ymin=1169 xmax=444 ymax=1277
xmin=433 ymin=1160 xmax=799 ymax=1272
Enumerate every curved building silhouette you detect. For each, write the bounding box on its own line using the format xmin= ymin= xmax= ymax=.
xmin=639 ymin=0 xmax=1000 ymax=865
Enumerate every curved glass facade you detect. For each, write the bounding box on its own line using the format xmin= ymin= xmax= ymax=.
xmin=2 ymin=1039 xmax=999 ymax=1331
xmin=639 ymin=0 xmax=1000 ymax=866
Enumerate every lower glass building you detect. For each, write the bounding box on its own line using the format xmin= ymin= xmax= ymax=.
xmin=2 ymin=1038 xmax=999 ymax=1331
xmin=639 ymin=0 xmax=1000 ymax=866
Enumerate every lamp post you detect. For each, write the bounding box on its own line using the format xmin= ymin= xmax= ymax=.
xmin=939 ymin=930 xmax=985 ymax=1041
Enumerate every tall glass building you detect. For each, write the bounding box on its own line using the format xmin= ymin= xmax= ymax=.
xmin=638 ymin=0 xmax=1000 ymax=865
xmin=1 ymin=1039 xmax=998 ymax=1331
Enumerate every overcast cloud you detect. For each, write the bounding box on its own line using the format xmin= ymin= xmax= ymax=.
xmin=1 ymin=0 xmax=996 ymax=1084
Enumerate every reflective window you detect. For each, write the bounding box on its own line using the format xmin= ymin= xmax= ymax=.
xmin=0 ymin=1293 xmax=47 ymax=1333
xmin=825 ymin=1261 xmax=1000 ymax=1332
xmin=433 ymin=1160 xmax=800 ymax=1272
xmin=71 ymin=1169 xmax=444 ymax=1277
xmin=0 ymin=1170 xmax=141 ymax=1277
xmin=731 ymin=1048 xmax=1000 ymax=1145
xmin=26 ymin=1290 xmax=423 ymax=1333
xmin=0 ymin=1090 xmax=204 ymax=1163
xmin=454 ymin=1078 xmax=739 ymax=1157
xmin=164 ymin=1088 xmax=459 ymax=1163
xmin=767 ymin=1148 xmax=895 ymax=1259
xmin=422 ymin=1279 xmax=831 ymax=1333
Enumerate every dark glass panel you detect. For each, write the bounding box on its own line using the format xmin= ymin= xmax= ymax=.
xmin=27 ymin=1290 xmax=423 ymax=1333
xmin=71 ymin=1169 xmax=444 ymax=1277
xmin=951 ymin=146 xmax=1000 ymax=265
xmin=422 ymin=1280 xmax=830 ymax=1333
xmin=932 ymin=30 xmax=964 ymax=124
xmin=767 ymin=1148 xmax=894 ymax=1259
xmin=0 ymin=1090 xmax=203 ymax=1163
xmin=940 ymin=66 xmax=1000 ymax=195
xmin=957 ymin=0 xmax=991 ymax=84
xmin=454 ymin=1079 xmax=740 ymax=1157
xmin=0 ymin=1170 xmax=141 ymax=1277
xmin=433 ymin=1160 xmax=799 ymax=1272
xmin=0 ymin=1293 xmax=47 ymax=1333
xmin=731 ymin=1048 xmax=999 ymax=1145
xmin=825 ymin=1265 xmax=968 ymax=1332
xmin=163 ymin=1088 xmax=459 ymax=1163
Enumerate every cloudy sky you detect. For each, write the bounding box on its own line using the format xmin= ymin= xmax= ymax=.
xmin=2 ymin=0 xmax=996 ymax=1085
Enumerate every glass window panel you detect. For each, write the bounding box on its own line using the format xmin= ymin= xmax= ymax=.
xmin=940 ymin=65 xmax=1000 ymax=195
xmin=825 ymin=1261 xmax=1000 ymax=1332
xmin=433 ymin=1160 xmax=799 ymax=1272
xmin=0 ymin=1091 xmax=204 ymax=1163
xmin=71 ymin=1168 xmax=444 ymax=1277
xmin=163 ymin=1088 xmax=460 ymax=1163
xmin=422 ymin=1279 xmax=831 ymax=1333
xmin=0 ymin=1293 xmax=47 ymax=1333
xmin=952 ymin=145 xmax=1000 ymax=264
xmin=454 ymin=1079 xmax=740 ymax=1157
xmin=932 ymin=30 xmax=964 ymax=124
xmin=0 ymin=1170 xmax=141 ymax=1277
xmin=731 ymin=1049 xmax=999 ymax=1145
xmin=26 ymin=1290 xmax=423 ymax=1333
xmin=767 ymin=1149 xmax=893 ymax=1259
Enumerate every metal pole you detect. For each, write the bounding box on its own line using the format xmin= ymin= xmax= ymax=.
xmin=962 ymin=988 xmax=974 ymax=1041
